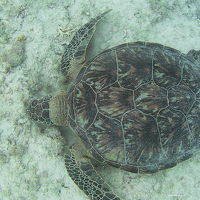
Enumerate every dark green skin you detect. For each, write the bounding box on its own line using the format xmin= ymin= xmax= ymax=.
xmin=29 ymin=10 xmax=200 ymax=200
xmin=67 ymin=41 xmax=200 ymax=173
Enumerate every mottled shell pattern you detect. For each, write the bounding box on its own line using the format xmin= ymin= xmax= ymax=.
xmin=67 ymin=42 xmax=200 ymax=173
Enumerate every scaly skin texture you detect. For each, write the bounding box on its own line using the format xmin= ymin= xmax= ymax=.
xmin=65 ymin=146 xmax=121 ymax=200
xmin=68 ymin=42 xmax=200 ymax=173
xmin=60 ymin=10 xmax=111 ymax=78
xmin=29 ymin=10 xmax=122 ymax=200
xmin=29 ymin=10 xmax=200 ymax=200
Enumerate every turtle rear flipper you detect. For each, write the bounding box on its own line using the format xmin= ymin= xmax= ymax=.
xmin=65 ymin=147 xmax=121 ymax=200
xmin=61 ymin=10 xmax=111 ymax=77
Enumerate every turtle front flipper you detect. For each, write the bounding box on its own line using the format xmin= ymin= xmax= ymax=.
xmin=65 ymin=146 xmax=121 ymax=200
xmin=61 ymin=10 xmax=111 ymax=78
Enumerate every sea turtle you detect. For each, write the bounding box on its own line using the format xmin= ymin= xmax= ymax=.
xmin=28 ymin=10 xmax=200 ymax=200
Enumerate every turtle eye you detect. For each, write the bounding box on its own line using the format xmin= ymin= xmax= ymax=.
xmin=42 ymin=110 xmax=49 ymax=119
xmin=31 ymin=100 xmax=38 ymax=107
xmin=42 ymin=101 xmax=49 ymax=109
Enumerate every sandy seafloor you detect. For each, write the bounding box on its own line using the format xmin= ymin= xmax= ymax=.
xmin=0 ymin=0 xmax=200 ymax=200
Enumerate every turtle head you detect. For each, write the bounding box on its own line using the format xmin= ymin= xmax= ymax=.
xmin=28 ymin=96 xmax=53 ymax=125
xmin=28 ymin=94 xmax=68 ymax=126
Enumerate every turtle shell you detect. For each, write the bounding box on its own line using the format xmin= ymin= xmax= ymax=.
xmin=67 ymin=42 xmax=200 ymax=173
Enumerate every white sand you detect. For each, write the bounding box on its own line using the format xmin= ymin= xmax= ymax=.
xmin=0 ymin=0 xmax=200 ymax=200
